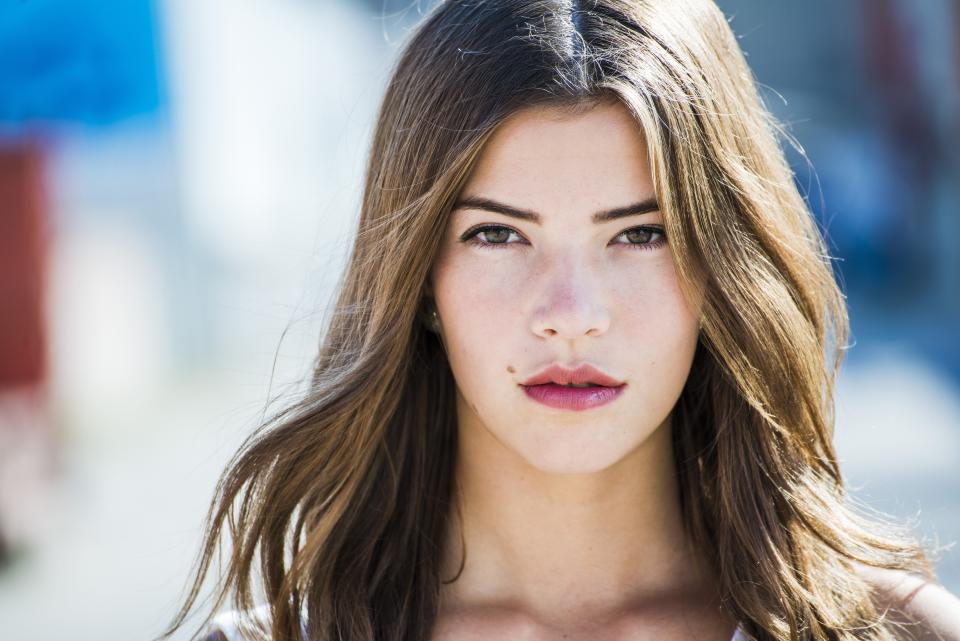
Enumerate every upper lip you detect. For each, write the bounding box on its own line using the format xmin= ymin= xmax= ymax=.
xmin=520 ymin=363 xmax=625 ymax=387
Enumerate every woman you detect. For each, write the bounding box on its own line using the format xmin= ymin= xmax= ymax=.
xmin=158 ymin=1 xmax=960 ymax=640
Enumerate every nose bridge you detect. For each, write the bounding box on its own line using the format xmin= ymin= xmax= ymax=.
xmin=531 ymin=248 xmax=609 ymax=338
xmin=544 ymin=247 xmax=592 ymax=301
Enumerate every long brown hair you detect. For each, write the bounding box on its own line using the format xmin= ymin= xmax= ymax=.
xmin=156 ymin=1 xmax=942 ymax=640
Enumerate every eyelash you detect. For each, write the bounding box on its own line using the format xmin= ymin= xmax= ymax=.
xmin=459 ymin=224 xmax=668 ymax=251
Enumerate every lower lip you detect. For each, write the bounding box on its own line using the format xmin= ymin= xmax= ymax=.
xmin=520 ymin=383 xmax=626 ymax=411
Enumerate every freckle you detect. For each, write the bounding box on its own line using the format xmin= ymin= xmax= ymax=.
xmin=506 ymin=365 xmax=516 ymax=373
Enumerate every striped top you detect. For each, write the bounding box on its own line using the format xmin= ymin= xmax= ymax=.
xmin=204 ymin=606 xmax=750 ymax=641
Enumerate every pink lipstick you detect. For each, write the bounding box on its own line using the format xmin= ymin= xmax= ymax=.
xmin=519 ymin=363 xmax=626 ymax=411
xmin=521 ymin=383 xmax=625 ymax=411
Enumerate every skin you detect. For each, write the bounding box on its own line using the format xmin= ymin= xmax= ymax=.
xmin=426 ymin=99 xmax=734 ymax=640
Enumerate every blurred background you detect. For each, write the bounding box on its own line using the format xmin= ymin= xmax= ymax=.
xmin=0 ymin=0 xmax=957 ymax=639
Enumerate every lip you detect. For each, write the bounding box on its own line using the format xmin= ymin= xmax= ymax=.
xmin=520 ymin=363 xmax=625 ymax=387
xmin=521 ymin=383 xmax=625 ymax=411
xmin=519 ymin=363 xmax=626 ymax=411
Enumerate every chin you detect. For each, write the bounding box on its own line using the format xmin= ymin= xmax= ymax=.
xmin=515 ymin=436 xmax=632 ymax=475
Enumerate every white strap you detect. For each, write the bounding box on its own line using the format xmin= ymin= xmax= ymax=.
xmin=205 ymin=603 xmax=272 ymax=641
xmin=730 ymin=624 xmax=749 ymax=641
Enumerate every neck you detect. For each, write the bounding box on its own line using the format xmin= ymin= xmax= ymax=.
xmin=439 ymin=408 xmax=718 ymax=627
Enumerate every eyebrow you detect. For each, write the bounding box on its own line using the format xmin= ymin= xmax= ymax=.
xmin=452 ymin=195 xmax=660 ymax=223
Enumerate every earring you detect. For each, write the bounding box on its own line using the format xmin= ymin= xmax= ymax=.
xmin=420 ymin=300 xmax=441 ymax=333
xmin=428 ymin=308 xmax=441 ymax=332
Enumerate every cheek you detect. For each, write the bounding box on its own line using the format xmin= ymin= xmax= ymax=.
xmin=431 ymin=247 xmax=700 ymax=389
xmin=431 ymin=252 xmax=523 ymax=387
xmin=432 ymin=242 xmax=533 ymax=323
xmin=613 ymin=257 xmax=701 ymax=366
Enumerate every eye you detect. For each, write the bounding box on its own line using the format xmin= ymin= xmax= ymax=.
xmin=458 ymin=224 xmax=668 ymax=251
xmin=459 ymin=224 xmax=527 ymax=249
xmin=611 ymin=225 xmax=667 ymax=251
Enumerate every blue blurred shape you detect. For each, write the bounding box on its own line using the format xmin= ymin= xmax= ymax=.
xmin=0 ymin=0 xmax=165 ymax=130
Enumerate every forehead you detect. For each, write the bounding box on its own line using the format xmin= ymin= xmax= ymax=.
xmin=462 ymin=100 xmax=654 ymax=206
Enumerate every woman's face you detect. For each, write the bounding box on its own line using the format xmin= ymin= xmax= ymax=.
xmin=429 ymin=99 xmax=703 ymax=474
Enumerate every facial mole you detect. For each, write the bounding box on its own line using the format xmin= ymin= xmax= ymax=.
xmin=507 ymin=365 xmax=516 ymax=373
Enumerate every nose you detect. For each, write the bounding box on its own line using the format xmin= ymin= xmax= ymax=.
xmin=530 ymin=255 xmax=611 ymax=340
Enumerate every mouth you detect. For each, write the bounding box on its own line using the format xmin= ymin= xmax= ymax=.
xmin=519 ymin=362 xmax=626 ymax=411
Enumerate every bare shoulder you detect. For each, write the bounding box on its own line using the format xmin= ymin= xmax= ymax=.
xmin=854 ymin=562 xmax=960 ymax=641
